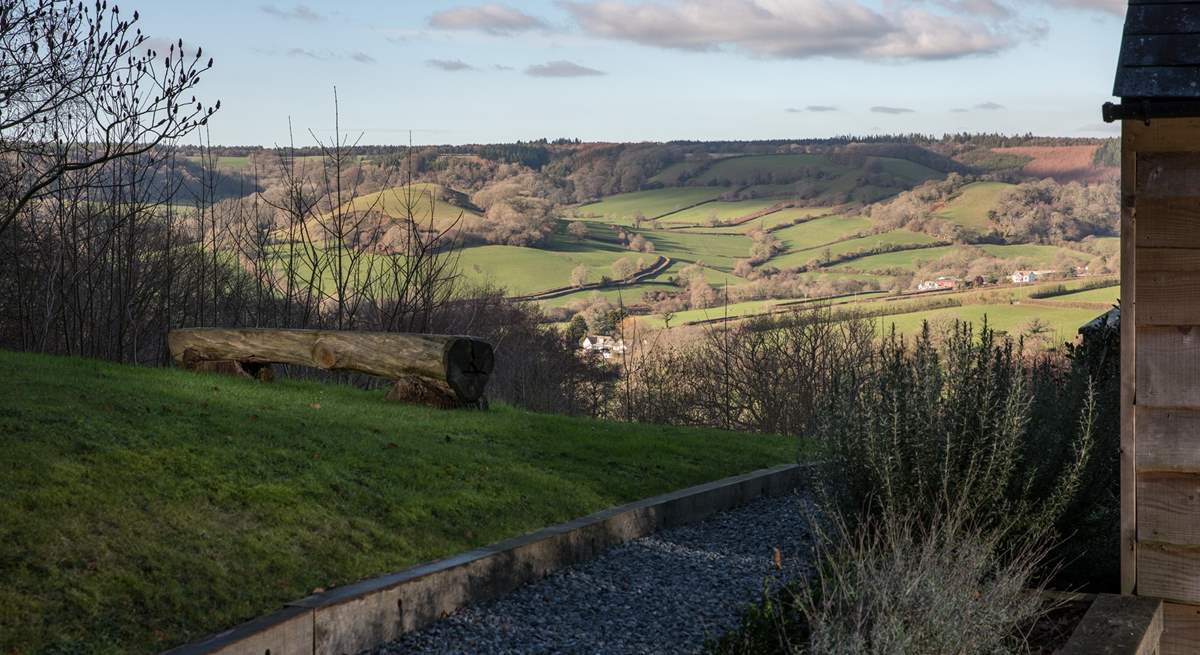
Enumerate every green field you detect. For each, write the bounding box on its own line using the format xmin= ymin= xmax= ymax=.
xmin=0 ymin=350 xmax=796 ymax=654
xmin=458 ymin=238 xmax=640 ymax=295
xmin=690 ymin=154 xmax=850 ymax=186
xmin=334 ymin=183 xmax=482 ymax=230
xmin=634 ymin=229 xmax=754 ymax=276
xmin=874 ymin=157 xmax=944 ymax=184
xmin=875 ymin=303 xmax=1104 ymax=341
xmin=661 ymin=199 xmax=785 ymax=225
xmin=1053 ymin=284 xmax=1120 ymax=304
xmin=573 ymin=188 xmax=724 ymax=224
xmin=541 ymin=281 xmax=680 ymax=308
xmin=977 ymin=244 xmax=1090 ymax=267
xmin=679 ymin=207 xmax=834 ymax=234
xmin=773 ymin=215 xmax=872 ymax=251
xmin=831 ymin=244 xmax=965 ymax=272
xmin=773 ymin=229 xmax=936 ymax=270
xmin=936 ymin=182 xmax=1013 ymax=230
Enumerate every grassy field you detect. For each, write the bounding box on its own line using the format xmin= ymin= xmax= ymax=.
xmin=689 ymin=154 xmax=850 ymax=186
xmin=661 ymin=199 xmax=785 ymax=225
xmin=977 ymin=244 xmax=1090 ymax=267
xmin=772 ymin=215 xmax=871 ymax=251
xmin=458 ymin=236 xmax=639 ymax=295
xmin=773 ymin=229 xmax=936 ymax=270
xmin=830 ymin=245 xmax=965 ymax=272
xmin=334 ymin=183 xmax=482 ymax=230
xmin=875 ymin=303 xmax=1102 ymax=341
xmin=0 ymin=350 xmax=797 ymax=654
xmin=874 ymin=157 xmax=944 ymax=183
xmin=936 ymin=182 xmax=1013 ymax=231
xmin=636 ymin=229 xmax=753 ymax=275
xmin=573 ymin=188 xmax=724 ymax=224
xmin=679 ymin=207 xmax=834 ymax=234
xmin=1053 ymin=284 xmax=1120 ymax=304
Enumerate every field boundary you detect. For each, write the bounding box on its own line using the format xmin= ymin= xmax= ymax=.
xmin=162 ymin=463 xmax=809 ymax=655
xmin=508 ymin=255 xmax=672 ymax=302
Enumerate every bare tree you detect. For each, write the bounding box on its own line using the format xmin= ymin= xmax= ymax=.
xmin=0 ymin=0 xmax=217 ymax=237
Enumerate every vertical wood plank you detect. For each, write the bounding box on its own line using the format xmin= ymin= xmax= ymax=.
xmin=1137 ymin=406 xmax=1200 ymax=473
xmin=1123 ymin=124 xmax=1138 ymax=595
xmin=1136 ymin=326 xmax=1200 ymax=408
xmin=1137 ymin=542 xmax=1200 ymax=605
xmin=1137 ymin=473 xmax=1200 ymax=545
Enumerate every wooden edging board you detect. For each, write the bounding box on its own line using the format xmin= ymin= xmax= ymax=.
xmin=162 ymin=462 xmax=809 ymax=655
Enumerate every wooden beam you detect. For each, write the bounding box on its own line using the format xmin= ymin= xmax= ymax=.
xmin=1137 ymin=268 xmax=1200 ymax=326
xmin=167 ymin=328 xmax=494 ymax=406
xmin=1127 ymin=118 xmax=1200 ymax=153
xmin=1122 ymin=127 xmax=1138 ymax=596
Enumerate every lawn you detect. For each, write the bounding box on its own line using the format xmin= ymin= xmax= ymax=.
xmin=936 ymin=182 xmax=1013 ymax=231
xmin=573 ymin=188 xmax=725 ymax=223
xmin=0 ymin=350 xmax=797 ymax=654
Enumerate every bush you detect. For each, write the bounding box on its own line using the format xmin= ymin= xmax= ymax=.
xmin=812 ymin=321 xmax=1097 ymax=547
xmin=711 ymin=508 xmax=1052 ymax=655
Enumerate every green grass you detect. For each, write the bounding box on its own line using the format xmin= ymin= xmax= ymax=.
xmin=772 ymin=228 xmax=935 ymax=270
xmin=573 ymin=188 xmax=725 ymax=224
xmin=976 ymin=244 xmax=1090 ymax=267
xmin=830 ymin=245 xmax=964 ymax=272
xmin=458 ymin=238 xmax=638 ymax=295
xmin=690 ymin=154 xmax=850 ymax=186
xmin=772 ymin=216 xmax=872 ymax=251
xmin=0 ymin=350 xmax=796 ymax=654
xmin=873 ymin=157 xmax=943 ymax=183
xmin=875 ymin=303 xmax=1102 ymax=341
xmin=1053 ymin=284 xmax=1120 ymax=304
xmin=936 ymin=182 xmax=1013 ymax=231
xmin=334 ymin=183 xmax=481 ymax=230
xmin=540 ymin=281 xmax=680 ymax=308
xmin=677 ymin=207 xmax=833 ymax=234
xmin=661 ymin=199 xmax=784 ymax=226
xmin=633 ymin=230 xmax=753 ymax=276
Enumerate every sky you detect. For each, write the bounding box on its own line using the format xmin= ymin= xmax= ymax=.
xmin=134 ymin=0 xmax=1128 ymax=146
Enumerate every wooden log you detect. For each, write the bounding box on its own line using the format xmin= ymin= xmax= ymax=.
xmin=167 ymin=328 xmax=494 ymax=406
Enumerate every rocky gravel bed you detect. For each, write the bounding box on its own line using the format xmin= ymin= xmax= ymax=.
xmin=373 ymin=493 xmax=813 ymax=655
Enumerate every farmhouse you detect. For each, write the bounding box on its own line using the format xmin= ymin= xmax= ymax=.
xmin=917 ymin=277 xmax=959 ymax=292
xmin=1011 ymin=270 xmax=1057 ymax=284
xmin=580 ymin=335 xmax=628 ymax=359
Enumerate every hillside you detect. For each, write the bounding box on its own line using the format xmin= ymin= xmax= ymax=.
xmin=0 ymin=350 xmax=794 ymax=654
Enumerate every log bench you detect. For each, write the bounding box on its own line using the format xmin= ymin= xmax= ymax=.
xmin=167 ymin=328 xmax=494 ymax=409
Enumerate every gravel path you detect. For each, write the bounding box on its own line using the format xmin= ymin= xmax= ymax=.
xmin=373 ymin=493 xmax=813 ymax=655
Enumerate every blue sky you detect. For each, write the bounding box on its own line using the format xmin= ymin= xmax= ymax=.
xmin=136 ymin=1 xmax=1127 ymax=146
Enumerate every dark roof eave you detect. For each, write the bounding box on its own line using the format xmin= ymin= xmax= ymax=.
xmin=1102 ymin=99 xmax=1200 ymax=123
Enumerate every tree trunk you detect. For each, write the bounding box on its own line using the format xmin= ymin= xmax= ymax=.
xmin=167 ymin=328 xmax=494 ymax=406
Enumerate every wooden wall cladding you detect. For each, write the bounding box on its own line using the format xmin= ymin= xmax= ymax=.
xmin=1137 ymin=407 xmax=1200 ymax=473
xmin=1136 ymin=327 xmax=1200 ymax=407
xmin=1138 ymin=542 xmax=1200 ymax=605
xmin=1164 ymin=602 xmax=1200 ymax=655
xmin=1138 ymin=473 xmax=1200 ymax=544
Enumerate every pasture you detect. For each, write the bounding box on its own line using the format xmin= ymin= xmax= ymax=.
xmin=936 ymin=181 xmax=1013 ymax=231
xmin=573 ymin=188 xmax=724 ymax=223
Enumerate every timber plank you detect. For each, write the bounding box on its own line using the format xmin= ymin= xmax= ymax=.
xmin=1138 ymin=542 xmax=1200 ymax=605
xmin=1137 ymin=473 xmax=1200 ymax=545
xmin=1136 ymin=198 xmax=1200 ymax=249
xmin=1136 ymin=326 xmax=1200 ymax=408
xmin=1127 ymin=119 xmax=1200 ymax=153
xmin=1138 ymin=153 xmax=1200 ymax=199
xmin=1164 ymin=602 xmax=1200 ymax=655
xmin=1123 ymin=134 xmax=1138 ymax=596
xmin=1137 ymin=406 xmax=1200 ymax=473
xmin=1137 ymin=270 xmax=1200 ymax=325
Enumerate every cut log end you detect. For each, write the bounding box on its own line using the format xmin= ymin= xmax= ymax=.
xmin=444 ymin=338 xmax=495 ymax=403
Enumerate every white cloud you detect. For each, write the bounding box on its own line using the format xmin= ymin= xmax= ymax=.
xmin=872 ymin=106 xmax=916 ymax=114
xmin=787 ymin=105 xmax=839 ymax=113
xmin=427 ymin=58 xmax=477 ymax=72
xmin=975 ymin=101 xmax=1005 ymax=110
xmin=560 ymin=0 xmax=1014 ymax=61
xmin=260 ymin=4 xmax=323 ymax=21
xmin=526 ymin=60 xmax=606 ymax=77
xmin=429 ymin=4 xmax=548 ymax=35
xmin=1043 ymin=0 xmax=1125 ymax=16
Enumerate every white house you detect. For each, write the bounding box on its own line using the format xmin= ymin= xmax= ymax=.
xmin=581 ymin=335 xmax=628 ymax=359
xmin=1011 ymin=270 xmax=1058 ymax=284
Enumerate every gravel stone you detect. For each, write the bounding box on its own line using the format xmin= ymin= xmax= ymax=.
xmin=372 ymin=493 xmax=813 ymax=655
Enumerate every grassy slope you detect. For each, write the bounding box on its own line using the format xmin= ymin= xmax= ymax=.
xmin=690 ymin=154 xmax=850 ymax=185
xmin=574 ymin=188 xmax=725 ymax=224
xmin=936 ymin=181 xmax=1013 ymax=230
xmin=335 ymin=183 xmax=481 ymax=229
xmin=662 ymin=199 xmax=784 ymax=225
xmin=830 ymin=245 xmax=964 ymax=271
xmin=1054 ymin=285 xmax=1120 ymax=304
xmin=876 ymin=303 xmax=1102 ymax=341
xmin=0 ymin=351 xmax=796 ymax=654
xmin=773 ymin=229 xmax=936 ymax=270
xmin=773 ymin=216 xmax=871 ymax=251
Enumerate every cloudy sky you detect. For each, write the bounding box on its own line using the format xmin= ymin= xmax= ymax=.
xmin=136 ymin=0 xmax=1127 ymax=146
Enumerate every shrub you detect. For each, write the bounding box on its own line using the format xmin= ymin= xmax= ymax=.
xmin=711 ymin=508 xmax=1052 ymax=655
